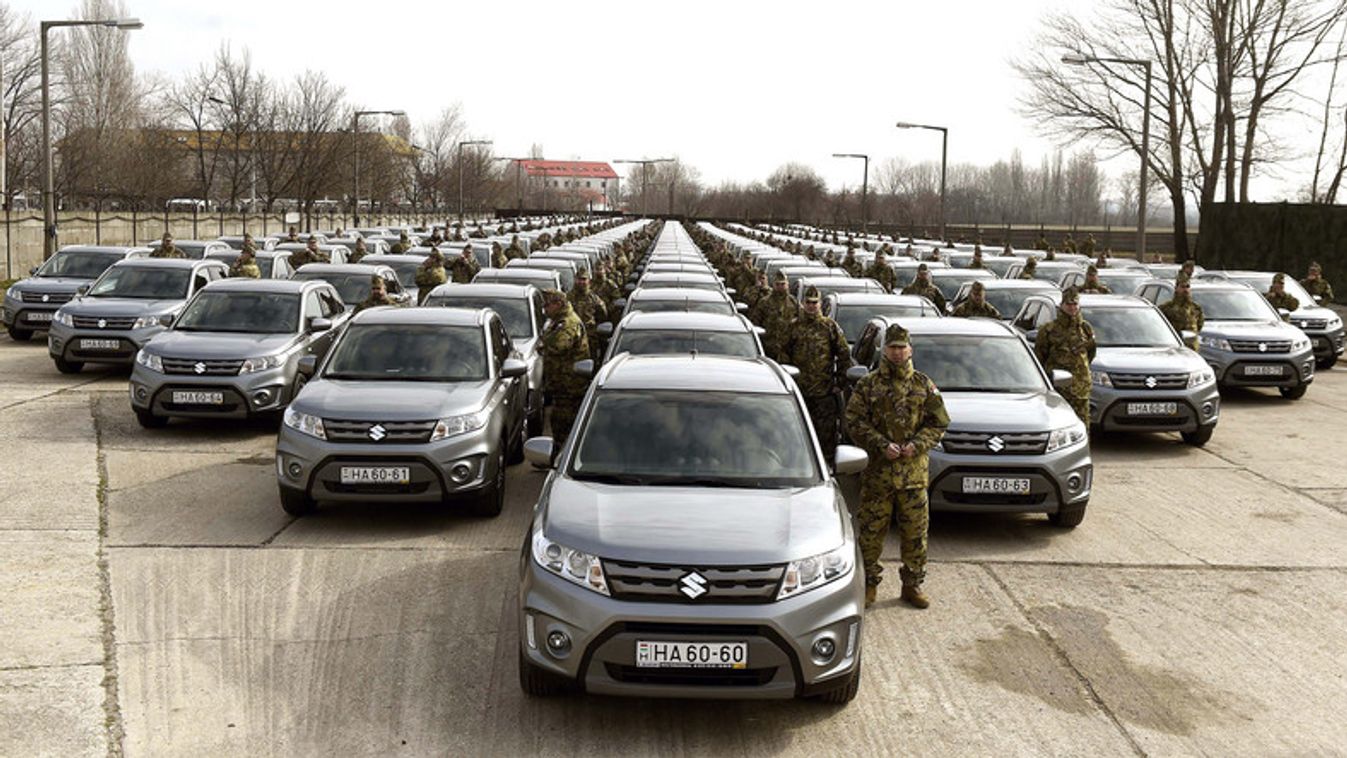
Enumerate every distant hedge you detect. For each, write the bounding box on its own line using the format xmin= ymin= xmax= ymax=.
xmin=1198 ymin=202 xmax=1347 ymax=276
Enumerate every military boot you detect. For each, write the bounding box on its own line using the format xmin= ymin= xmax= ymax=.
xmin=864 ymin=585 xmax=877 ymax=609
xmin=901 ymin=584 xmax=930 ymax=609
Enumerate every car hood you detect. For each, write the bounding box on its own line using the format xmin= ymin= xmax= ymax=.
xmin=1202 ymin=320 xmax=1301 ymax=339
xmin=541 ymin=478 xmax=846 ymax=565
xmin=941 ymin=391 xmax=1078 ymax=432
xmin=1291 ymin=304 xmax=1340 ymax=322
xmin=1091 ymin=346 xmax=1205 ymax=374
xmin=13 ymin=277 xmax=91 ymax=294
xmin=62 ymin=297 xmax=182 ymax=318
xmin=144 ymin=330 xmax=300 ymax=358
xmin=294 ymin=379 xmax=492 ymax=420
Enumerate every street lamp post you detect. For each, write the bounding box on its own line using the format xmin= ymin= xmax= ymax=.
xmin=457 ymin=139 xmax=492 ymax=223
xmin=493 ymin=157 xmax=526 ymax=216
xmin=832 ymin=153 xmax=870 ymax=234
xmin=41 ymin=16 xmax=143 ymax=258
xmin=351 ymin=109 xmax=405 ymax=228
xmin=612 ymin=158 xmax=672 ymax=216
xmin=1062 ymin=54 xmax=1152 ymax=262
xmin=894 ymin=122 xmax=947 ymax=242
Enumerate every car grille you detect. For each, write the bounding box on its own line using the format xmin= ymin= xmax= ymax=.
xmin=322 ymin=419 xmax=437 ymax=444
xmin=1292 ymin=319 xmax=1327 ymax=330
xmin=21 ymin=291 xmax=72 ymax=304
xmin=603 ymin=663 xmax=777 ymax=687
xmin=1229 ymin=339 xmax=1291 ymax=354
xmin=1108 ymin=372 xmax=1189 ymax=390
xmin=161 ymin=357 xmax=245 ymax=376
xmin=940 ymin=430 xmax=1049 ymax=455
xmin=72 ymin=315 xmax=136 ymax=329
xmin=602 ymin=561 xmax=785 ymax=604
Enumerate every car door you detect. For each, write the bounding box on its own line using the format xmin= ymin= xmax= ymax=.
xmin=300 ymin=289 xmax=339 ymax=359
xmin=492 ymin=317 xmax=526 ymax=432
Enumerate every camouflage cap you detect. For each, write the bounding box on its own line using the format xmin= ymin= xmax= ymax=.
xmin=1024 ymin=257 xmax=1037 ymax=267
xmin=916 ymin=263 xmax=929 ymax=273
xmin=1176 ymin=273 xmax=1193 ymax=286
xmin=1061 ymin=286 xmax=1081 ymax=304
xmin=1309 ymin=261 xmax=1322 ymax=271
xmin=1086 ymin=264 xmax=1098 ymax=275
xmin=970 ymin=280 xmax=986 ymax=293
xmin=804 ymin=285 xmax=821 ymax=302
xmin=884 ymin=323 xmax=910 ymax=347
xmin=541 ymin=288 xmax=567 ymax=306
xmin=369 ymin=274 xmax=385 ymax=287
xmin=576 ymin=267 xmax=590 ymax=279
xmin=774 ymin=270 xmax=789 ymax=283
xmin=1271 ymin=272 xmax=1285 ymax=284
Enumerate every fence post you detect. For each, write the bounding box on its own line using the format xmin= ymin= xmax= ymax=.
xmin=4 ymin=203 xmax=10 ymax=280
xmin=192 ymin=205 xmax=199 ymax=239
xmin=95 ymin=205 xmax=101 ymax=245
xmin=131 ymin=207 xmax=138 ymax=246
xmin=218 ymin=208 xmax=224 ymax=237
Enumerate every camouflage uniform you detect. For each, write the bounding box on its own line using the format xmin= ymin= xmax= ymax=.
xmin=348 ymin=239 xmax=369 ymax=264
xmin=540 ymin=292 xmax=590 ymax=450
xmin=749 ymin=277 xmax=800 ymax=359
xmin=389 ymin=233 xmax=413 ymax=255
xmin=287 ymin=244 xmax=328 ymax=268
xmin=780 ymin=293 xmax=852 ymax=461
xmin=356 ymin=276 xmax=395 ymax=313
xmin=1018 ymin=259 xmax=1039 ymax=280
xmin=1080 ymin=267 xmax=1111 ymax=294
xmin=1081 ymin=233 xmax=1097 ymax=257
xmin=841 ymin=251 xmax=863 ymax=278
xmin=969 ymin=251 xmax=985 ymax=270
xmin=490 ymin=242 xmax=508 ymax=269
xmin=901 ymin=272 xmax=947 ymax=311
xmin=1034 ymin=289 xmax=1096 ymax=425
xmin=1264 ymin=275 xmax=1300 ymax=313
xmin=1159 ymin=282 xmax=1204 ymax=350
xmin=414 ymin=253 xmax=448 ymax=305
xmin=1300 ymin=264 xmax=1334 ymax=303
xmin=229 ymin=251 xmax=261 ymax=279
xmin=951 ymin=288 xmax=1001 ymax=319
xmin=505 ymin=236 xmax=527 ymax=260
xmin=448 ymin=250 xmax=480 ymax=284
xmin=845 ymin=326 xmax=949 ymax=592
xmin=1035 ymin=234 xmax=1049 ymax=250
xmin=864 ymin=258 xmax=898 ymax=293
xmin=151 ymin=237 xmax=185 ymax=259
xmin=568 ymin=276 xmax=608 ymax=361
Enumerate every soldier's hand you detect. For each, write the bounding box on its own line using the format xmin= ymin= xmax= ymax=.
xmin=884 ymin=442 xmax=903 ymax=461
xmin=900 ymin=443 xmax=917 ymax=458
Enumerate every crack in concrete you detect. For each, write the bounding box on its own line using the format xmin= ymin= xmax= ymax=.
xmin=89 ymin=396 xmax=125 ymax=758
xmin=0 ymin=374 xmax=110 ymax=412
xmin=105 ymin=543 xmax=520 ymax=553
xmin=0 ymin=661 xmax=104 ymax=672
xmin=1195 ymin=442 xmax=1347 ymax=521
xmin=258 ymin=518 xmax=296 ymax=546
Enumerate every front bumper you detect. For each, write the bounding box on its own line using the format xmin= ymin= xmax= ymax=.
xmin=519 ymin=551 xmax=864 ymax=700
xmin=48 ymin=322 xmax=164 ymax=365
xmin=275 ymin=426 xmax=497 ymax=504
xmin=1302 ymin=327 xmax=1345 ymax=361
xmin=2 ymin=301 xmax=59 ymax=331
xmin=129 ymin=364 xmax=294 ymax=419
xmin=1202 ymin=347 xmax=1315 ymax=389
xmin=1090 ymin=383 xmax=1221 ymax=433
xmin=928 ymin=441 xmax=1093 ymax=514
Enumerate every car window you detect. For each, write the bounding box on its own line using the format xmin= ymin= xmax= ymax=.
xmin=88 ymin=267 xmax=191 ymax=299
xmin=320 ymin=290 xmax=343 ymax=316
xmin=613 ymin=330 xmax=759 ymax=358
xmin=430 ymin=295 xmax=532 ymax=339
xmin=1190 ymin=289 xmax=1279 ymax=321
xmin=192 ymin=273 xmax=209 ymax=293
xmin=304 ymin=291 xmax=323 ymax=320
xmin=323 ymin=324 xmax=486 ymax=381
xmin=1034 ymin=303 xmax=1053 ymax=328
xmin=37 ymin=251 xmax=121 ymax=279
xmin=383 ymin=274 xmax=402 ymax=294
xmin=174 ymin=291 xmax=300 ymax=334
xmin=912 ymin=334 xmax=1046 ymax=392
xmin=1081 ymin=306 xmax=1179 ymax=347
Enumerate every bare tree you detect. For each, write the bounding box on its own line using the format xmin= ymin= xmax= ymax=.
xmin=163 ymin=61 xmax=222 ymax=206
xmin=1 ymin=3 xmax=43 ymax=204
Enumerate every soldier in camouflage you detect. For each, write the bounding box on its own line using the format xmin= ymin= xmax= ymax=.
xmin=1034 ymin=287 xmax=1096 ymax=426
xmin=841 ymin=246 xmax=863 ymax=278
xmin=540 ymin=289 xmax=590 ymax=453
xmin=969 ymin=248 xmax=985 ymax=270
xmin=1264 ymin=273 xmax=1300 ymax=313
xmin=489 ymin=242 xmax=508 ymax=269
xmin=1180 ymin=259 xmax=1197 ymax=280
xmin=229 ymin=248 xmax=261 ymax=279
xmin=591 ymin=260 xmax=622 ymax=311
xmin=845 ymin=323 xmax=949 ymax=609
xmin=348 ymin=237 xmax=369 ymax=263
xmin=287 ymin=237 xmax=327 ymax=268
xmin=506 ymin=235 xmax=527 ymax=260
xmin=901 ymin=263 xmax=948 ymax=311
xmin=1062 ymin=234 xmax=1077 ymax=253
xmin=1043 ymin=247 xmax=1057 ymax=261
xmin=1080 ymin=265 xmax=1111 ymax=294
xmin=449 ymin=246 xmax=480 ymax=284
xmin=864 ymin=249 xmax=898 ymax=293
xmin=1300 ymin=262 xmax=1334 ymax=303
xmin=1018 ymin=257 xmax=1039 ymax=280
xmin=1035 ymin=233 xmax=1049 ymax=250
xmin=749 ymin=271 xmax=800 ymax=360
xmin=151 ymin=233 xmax=184 ymax=259
xmin=414 ymin=251 xmax=448 ymax=305
xmin=951 ymin=281 xmax=1001 ymax=319
xmin=780 ymin=286 xmax=853 ymax=462
xmin=1002 ymin=242 xmax=1016 ymax=257
xmin=285 ymin=226 xmax=300 ymax=243
xmin=390 ymin=232 xmax=413 ymax=255
xmin=356 ymin=275 xmax=395 ymax=313
xmin=568 ymin=268 xmax=608 ymax=362
xmin=1082 ymin=232 xmax=1097 ymax=257
xmin=1159 ymin=275 xmax=1204 ymax=350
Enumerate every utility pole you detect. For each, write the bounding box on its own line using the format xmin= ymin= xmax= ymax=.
xmin=894 ymin=122 xmax=948 ymax=242
xmin=493 ymin=157 xmax=527 ymax=216
xmin=832 ymin=153 xmax=870 ymax=233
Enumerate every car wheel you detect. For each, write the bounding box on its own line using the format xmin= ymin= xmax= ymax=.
xmin=1279 ymin=383 xmax=1308 ymax=400
xmin=6 ymin=324 xmax=33 ymax=341
xmin=469 ymin=446 xmax=506 ymax=517
xmin=815 ymin=655 xmax=861 ymax=705
xmin=518 ymin=649 xmax=570 ymax=696
xmin=1181 ymin=424 xmax=1214 ymax=447
xmin=1048 ymin=501 xmax=1088 ymax=528
xmin=1316 ymin=355 xmax=1337 ymax=370
xmin=54 ymin=356 xmax=84 ymax=374
xmin=134 ymin=408 xmax=168 ymax=429
xmin=278 ymin=486 xmax=316 ymax=517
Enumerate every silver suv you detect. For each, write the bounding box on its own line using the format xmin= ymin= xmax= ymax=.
xmin=275 ymin=307 xmax=528 ymax=517
xmin=3 ymin=245 xmax=148 ymax=341
xmin=518 ymin=354 xmax=869 ymax=703
xmin=1136 ymin=280 xmax=1315 ymax=399
xmin=1196 ymin=271 xmax=1344 ymax=369
xmin=850 ymin=317 xmax=1093 ymax=526
xmin=128 ymin=279 xmax=349 ymax=427
xmin=48 ymin=258 xmax=230 ymax=373
xmin=1013 ymin=294 xmax=1220 ymax=445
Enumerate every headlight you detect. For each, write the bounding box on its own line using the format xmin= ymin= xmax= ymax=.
xmin=1045 ymin=421 xmax=1088 ymax=453
xmin=1199 ymin=334 xmax=1231 ymax=351
xmin=1091 ymin=370 xmax=1112 ymax=387
xmin=531 ymin=530 xmax=609 ymax=595
xmin=53 ymin=309 xmax=74 ymax=327
xmin=1327 ymin=316 xmax=1343 ymax=330
xmin=1291 ymin=337 xmax=1310 ymax=352
xmin=239 ymin=353 xmax=287 ymax=374
xmin=283 ymin=407 xmax=326 ymax=440
xmin=134 ymin=350 xmax=162 ymax=372
xmin=778 ymin=543 xmax=854 ymax=600
xmin=132 ymin=313 xmax=172 ymax=329
xmin=3 ymin=286 xmax=18 ymax=300
xmin=430 ymin=409 xmax=489 ymax=440
xmin=1187 ymin=369 xmax=1215 ymax=388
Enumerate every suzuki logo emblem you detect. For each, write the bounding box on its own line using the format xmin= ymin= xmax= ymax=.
xmin=679 ymin=572 xmax=708 ymax=599
xmin=1258 ymin=343 xmax=1268 ymax=352
xmin=41 ymin=294 xmax=50 ymax=303
xmin=1145 ymin=376 xmax=1157 ymax=388
xmin=97 ymin=319 xmax=107 ymax=329
xmin=368 ymin=424 xmax=387 ymax=442
xmin=987 ymin=436 xmax=1005 ymax=453
xmin=193 ymin=362 xmax=206 ymax=374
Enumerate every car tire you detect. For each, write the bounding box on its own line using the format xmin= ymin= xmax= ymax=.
xmin=1182 ymin=424 xmax=1215 ymax=447
xmin=1279 ymin=383 xmax=1308 ymax=400
xmin=518 ymin=649 xmax=570 ymax=696
xmin=469 ymin=446 xmax=506 ymax=517
xmin=54 ymin=356 xmax=84 ymax=374
xmin=278 ymin=486 xmax=316 ymax=517
xmin=6 ymin=323 xmax=33 ymax=341
xmin=134 ymin=408 xmax=168 ymax=429
xmin=815 ymin=655 xmax=862 ymax=705
xmin=1048 ymin=502 xmax=1088 ymax=528
xmin=1316 ymin=355 xmax=1337 ymax=370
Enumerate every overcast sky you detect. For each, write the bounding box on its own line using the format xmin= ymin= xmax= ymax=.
xmin=9 ymin=0 xmax=1321 ymax=198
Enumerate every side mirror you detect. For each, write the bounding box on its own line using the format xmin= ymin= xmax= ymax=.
xmin=623 ymin=283 xmax=635 ymax=293
xmin=77 ymin=283 xmax=91 ymax=296
xmin=523 ymin=437 xmax=555 ymax=468
xmin=612 ymin=298 xmax=626 ymax=312
xmin=1025 ymin=329 xmax=1038 ymax=342
xmin=573 ymin=359 xmax=594 ymax=379
xmin=29 ymin=266 xmax=38 ymax=276
xmin=1051 ymin=369 xmax=1073 ymax=389
xmin=735 ymin=302 xmax=749 ymax=313
xmin=753 ymin=326 xmax=766 ymax=336
xmin=1277 ymin=308 xmax=1291 ymax=321
xmin=1313 ymin=295 xmax=1323 ymax=304
xmin=834 ymin=445 xmax=868 ymax=476
xmin=725 ymin=287 xmax=737 ymax=296
xmin=846 ymin=365 xmax=869 ymax=383
xmin=1181 ymin=330 xmax=1197 ymax=344
xmin=308 ymin=317 xmax=332 ymax=333
xmin=297 ymin=354 xmax=318 ymax=377
xmin=501 ymin=358 xmax=528 ymax=379
xmin=781 ymin=364 xmax=801 ymax=379
xmin=596 ymin=322 xmax=614 ymax=338
xmin=159 ymin=313 xmax=175 ymax=327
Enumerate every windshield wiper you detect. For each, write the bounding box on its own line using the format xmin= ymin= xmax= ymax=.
xmin=571 ymin=472 xmax=650 ymax=485
xmin=640 ymin=475 xmax=766 ymax=488
xmin=938 ymin=386 xmax=1027 ymax=393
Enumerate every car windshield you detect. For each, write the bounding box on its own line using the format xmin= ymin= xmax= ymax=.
xmin=571 ymin=390 xmax=818 ymax=487
xmin=629 ymin=300 xmax=734 ymax=316
xmin=1099 ymin=272 xmax=1148 ymax=291
xmin=430 ymin=296 xmax=532 ymax=338
xmin=640 ymin=279 xmax=720 ymax=291
xmin=1191 ymin=289 xmax=1277 ymax=321
xmin=88 ymin=268 xmax=191 ymax=299
xmin=1230 ymin=275 xmax=1316 ymax=307
xmin=613 ymin=330 xmax=758 ymax=358
xmin=1080 ymin=307 xmax=1178 ymax=347
xmin=911 ymin=334 xmax=1046 ymax=392
xmin=932 ymin=275 xmax=987 ymax=300
xmin=981 ymin=258 xmax=1020 ymax=277
xmin=291 ymin=272 xmax=374 ymax=306
xmin=982 ymin=288 xmax=1055 ymax=319
xmin=174 ymin=291 xmax=299 ymax=334
xmin=834 ymin=305 xmax=930 ymax=341
xmin=383 ymin=262 xmax=419 ymax=288
xmin=38 ymin=251 xmax=120 ymax=279
xmin=151 ymin=242 xmax=207 ymax=259
xmin=323 ymin=324 xmax=486 ymax=381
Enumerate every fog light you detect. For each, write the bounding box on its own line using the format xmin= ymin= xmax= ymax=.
xmin=1066 ymin=474 xmax=1083 ymax=493
xmin=845 ymin=622 xmax=859 ymax=658
xmin=449 ymin=462 xmax=473 ymax=484
xmin=134 ymin=386 xmax=148 ymax=400
xmin=252 ymin=389 xmax=272 ymax=406
xmin=525 ymin=614 xmax=537 ymax=650
xmin=812 ymin=636 xmax=836 ymax=663
xmin=545 ymin=630 xmax=571 ymax=657
xmin=287 ymin=462 xmax=303 ymax=479
xmin=1201 ymin=401 xmax=1215 ymax=417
